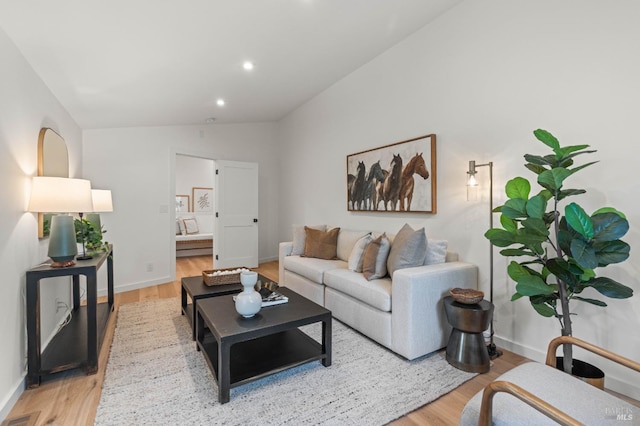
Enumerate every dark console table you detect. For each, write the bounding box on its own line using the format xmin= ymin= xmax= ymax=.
xmin=26 ymin=245 xmax=114 ymax=388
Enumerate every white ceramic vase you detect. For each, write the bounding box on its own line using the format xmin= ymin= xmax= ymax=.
xmin=235 ymin=271 xmax=262 ymax=318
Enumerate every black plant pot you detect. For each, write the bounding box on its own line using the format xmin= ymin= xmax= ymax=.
xmin=556 ymin=356 xmax=605 ymax=390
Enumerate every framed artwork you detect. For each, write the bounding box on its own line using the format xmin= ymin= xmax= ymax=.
xmin=176 ymin=195 xmax=190 ymax=213
xmin=192 ymin=187 xmax=213 ymax=213
xmin=346 ymin=134 xmax=436 ymax=213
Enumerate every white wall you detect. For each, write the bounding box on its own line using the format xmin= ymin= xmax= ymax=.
xmin=0 ymin=28 xmax=83 ymax=419
xmin=278 ymin=0 xmax=640 ymax=398
xmin=82 ymin=123 xmax=280 ymax=294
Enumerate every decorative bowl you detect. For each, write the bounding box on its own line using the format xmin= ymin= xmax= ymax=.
xmin=449 ymin=287 xmax=484 ymax=304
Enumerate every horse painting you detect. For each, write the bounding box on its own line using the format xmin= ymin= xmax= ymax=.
xmin=349 ymin=161 xmax=366 ymax=210
xmin=363 ymin=161 xmax=385 ymax=210
xmin=346 ymin=134 xmax=436 ymax=213
xmin=382 ymin=154 xmax=403 ymax=211
xmin=399 ymin=153 xmax=429 ymax=211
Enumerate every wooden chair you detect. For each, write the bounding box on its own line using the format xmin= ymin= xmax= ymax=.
xmin=460 ymin=336 xmax=640 ymax=425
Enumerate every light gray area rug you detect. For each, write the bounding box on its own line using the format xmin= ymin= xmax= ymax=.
xmin=95 ymin=298 xmax=476 ymax=426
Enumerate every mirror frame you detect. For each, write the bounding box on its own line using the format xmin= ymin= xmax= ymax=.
xmin=37 ymin=128 xmax=69 ymax=238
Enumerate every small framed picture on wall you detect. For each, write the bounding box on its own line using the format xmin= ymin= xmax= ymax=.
xmin=192 ymin=187 xmax=213 ymax=213
xmin=176 ymin=195 xmax=190 ymax=212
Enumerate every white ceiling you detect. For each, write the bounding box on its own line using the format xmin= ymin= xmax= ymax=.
xmin=0 ymin=1 xmax=462 ymax=129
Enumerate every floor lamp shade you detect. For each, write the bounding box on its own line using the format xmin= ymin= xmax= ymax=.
xmin=28 ymin=177 xmax=93 ymax=266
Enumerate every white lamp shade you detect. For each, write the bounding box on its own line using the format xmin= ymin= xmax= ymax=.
xmin=28 ymin=176 xmax=93 ymax=213
xmin=92 ymin=189 xmax=113 ymax=212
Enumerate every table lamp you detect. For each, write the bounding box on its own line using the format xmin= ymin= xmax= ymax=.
xmin=86 ymin=189 xmax=113 ymax=231
xmin=28 ymin=177 xmax=93 ymax=267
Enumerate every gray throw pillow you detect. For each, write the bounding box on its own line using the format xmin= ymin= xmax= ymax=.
xmin=386 ymin=223 xmax=427 ymax=279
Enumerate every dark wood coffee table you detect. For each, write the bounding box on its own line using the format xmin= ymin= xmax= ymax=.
xmin=195 ymin=287 xmax=332 ymax=403
xmin=181 ymin=276 xmax=243 ymax=340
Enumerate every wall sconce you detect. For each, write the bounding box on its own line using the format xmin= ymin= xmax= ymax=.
xmin=28 ymin=177 xmax=93 ymax=267
xmin=466 ymin=160 xmax=501 ymax=359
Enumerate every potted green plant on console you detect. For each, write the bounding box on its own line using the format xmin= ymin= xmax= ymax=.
xmin=75 ymin=217 xmax=109 ymax=255
xmin=485 ymin=129 xmax=633 ymax=378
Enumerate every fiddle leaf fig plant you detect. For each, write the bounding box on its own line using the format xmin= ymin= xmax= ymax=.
xmin=75 ymin=218 xmax=109 ymax=254
xmin=485 ymin=129 xmax=633 ymax=374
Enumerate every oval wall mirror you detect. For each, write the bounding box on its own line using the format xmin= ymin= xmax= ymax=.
xmin=38 ymin=128 xmax=69 ymax=238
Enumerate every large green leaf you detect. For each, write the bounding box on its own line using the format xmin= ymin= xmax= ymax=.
xmin=524 ymin=154 xmax=554 ymax=167
xmin=522 ymin=218 xmax=549 ymax=236
xmin=538 ymin=168 xmax=572 ymax=192
xmin=531 ymin=301 xmax=556 ymax=317
xmin=555 ymin=144 xmax=590 ymax=159
xmin=565 ymin=203 xmax=594 ymax=239
xmin=546 ymin=259 xmax=578 ymax=286
xmin=592 ymin=207 xmax=626 ymax=219
xmin=485 ymin=229 xmax=516 ymax=247
xmin=525 ymin=195 xmax=547 ymax=219
xmin=507 ymin=261 xmax=530 ymax=282
xmin=515 ymin=232 xmax=548 ymax=246
xmin=500 ymin=215 xmax=517 ymax=233
xmin=505 ymin=177 xmax=531 ymax=200
xmin=500 ymin=248 xmax=535 ymax=257
xmin=572 ymin=296 xmax=607 ymax=307
xmin=502 ymin=198 xmax=528 ymax=219
xmin=525 ymin=163 xmax=547 ymax=175
xmin=567 ymin=161 xmax=598 ymax=175
xmin=570 ymin=238 xmax=598 ymax=269
xmin=593 ymin=240 xmax=630 ymax=266
xmin=592 ymin=212 xmax=629 ymax=242
xmin=534 ymin=129 xmax=560 ymax=150
xmin=516 ymin=275 xmax=554 ymax=296
xmin=587 ymin=277 xmax=634 ymax=299
xmin=557 ymin=189 xmax=586 ymax=201
xmin=511 ymin=292 xmax=524 ymax=301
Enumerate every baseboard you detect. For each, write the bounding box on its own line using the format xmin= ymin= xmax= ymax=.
xmin=97 ymin=276 xmax=173 ymax=298
xmin=259 ymin=255 xmax=278 ymax=263
xmin=494 ymin=336 xmax=640 ymax=401
xmin=0 ymin=375 xmax=25 ymax=423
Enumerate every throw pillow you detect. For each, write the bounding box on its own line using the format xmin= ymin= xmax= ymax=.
xmin=387 ymin=223 xmax=427 ymax=279
xmin=292 ymin=224 xmax=326 ymax=256
xmin=303 ymin=226 xmax=340 ymax=260
xmin=362 ymin=233 xmax=391 ymax=280
xmin=175 ymin=219 xmax=181 ymax=235
xmin=348 ymin=234 xmax=373 ymax=272
xmin=425 ymin=239 xmax=448 ymax=265
xmin=336 ymin=230 xmax=371 ymax=261
xmin=183 ymin=218 xmax=199 ymax=235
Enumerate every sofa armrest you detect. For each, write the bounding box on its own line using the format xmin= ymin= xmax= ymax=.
xmin=391 ymin=262 xmax=478 ymax=360
xmin=279 ymin=242 xmax=293 ymax=285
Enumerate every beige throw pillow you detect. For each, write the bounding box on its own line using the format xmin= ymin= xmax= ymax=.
xmin=362 ymin=233 xmax=391 ymax=280
xmin=183 ymin=218 xmax=199 ymax=234
xmin=348 ymin=234 xmax=372 ymax=272
xmin=303 ymin=227 xmax=340 ymax=259
xmin=336 ymin=230 xmax=371 ymax=262
xmin=387 ymin=223 xmax=427 ymax=278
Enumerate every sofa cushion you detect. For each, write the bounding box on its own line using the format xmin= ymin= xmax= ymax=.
xmin=424 ymin=238 xmax=448 ymax=265
xmin=362 ymin=233 xmax=391 ymax=280
xmin=283 ymin=255 xmax=345 ymax=284
xmin=291 ymin=224 xmax=325 ymax=256
xmin=304 ymin=226 xmax=340 ymax=259
xmin=348 ymin=234 xmax=372 ymax=272
xmin=324 ymin=269 xmax=392 ymax=312
xmin=183 ymin=218 xmax=199 ymax=234
xmin=387 ymin=223 xmax=427 ymax=278
xmin=336 ymin=229 xmax=371 ymax=261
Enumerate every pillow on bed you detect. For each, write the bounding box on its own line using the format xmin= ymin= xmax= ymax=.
xmin=183 ymin=218 xmax=199 ymax=234
xmin=176 ymin=219 xmax=182 ymax=235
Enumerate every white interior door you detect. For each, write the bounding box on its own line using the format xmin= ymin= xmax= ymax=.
xmin=214 ymin=160 xmax=259 ymax=268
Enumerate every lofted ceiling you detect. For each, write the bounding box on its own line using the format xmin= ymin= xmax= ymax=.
xmin=0 ymin=1 xmax=462 ymax=129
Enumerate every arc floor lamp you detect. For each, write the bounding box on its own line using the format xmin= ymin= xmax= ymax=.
xmin=467 ymin=160 xmax=502 ymax=359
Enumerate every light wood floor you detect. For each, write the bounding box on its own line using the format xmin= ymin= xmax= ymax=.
xmin=5 ymin=256 xmax=634 ymax=425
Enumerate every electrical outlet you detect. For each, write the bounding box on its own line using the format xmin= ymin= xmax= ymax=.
xmin=146 ymin=262 xmax=154 ymax=272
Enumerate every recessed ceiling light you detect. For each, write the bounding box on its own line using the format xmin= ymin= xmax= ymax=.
xmin=243 ymin=61 xmax=254 ymax=71
xmin=216 ymin=98 xmax=225 ymax=107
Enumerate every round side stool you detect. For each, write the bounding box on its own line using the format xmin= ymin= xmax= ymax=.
xmin=443 ymin=295 xmax=493 ymax=373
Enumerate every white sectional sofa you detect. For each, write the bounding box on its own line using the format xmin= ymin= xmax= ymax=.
xmin=279 ymin=225 xmax=478 ymax=360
